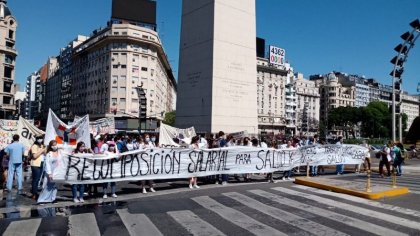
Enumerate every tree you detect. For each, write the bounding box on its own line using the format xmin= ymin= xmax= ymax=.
xmin=328 ymin=106 xmax=362 ymax=139
xmin=163 ymin=110 xmax=176 ymax=126
xmin=361 ymin=101 xmax=390 ymax=138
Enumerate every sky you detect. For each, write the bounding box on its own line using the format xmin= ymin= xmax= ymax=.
xmin=8 ymin=0 xmax=420 ymax=94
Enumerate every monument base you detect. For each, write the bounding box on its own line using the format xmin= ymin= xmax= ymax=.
xmin=294 ymin=176 xmax=409 ymax=200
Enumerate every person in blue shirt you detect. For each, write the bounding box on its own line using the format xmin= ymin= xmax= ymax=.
xmin=5 ymin=134 xmax=25 ymax=193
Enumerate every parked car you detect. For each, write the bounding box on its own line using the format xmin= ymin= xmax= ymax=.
xmin=370 ymin=145 xmax=382 ymax=159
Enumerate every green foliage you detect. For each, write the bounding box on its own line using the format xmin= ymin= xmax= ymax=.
xmin=163 ymin=110 xmax=176 ymax=126
xmin=327 ymin=101 xmax=408 ymax=140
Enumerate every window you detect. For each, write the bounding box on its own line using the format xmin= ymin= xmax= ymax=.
xmin=8 ymin=30 xmax=14 ymax=39
xmin=113 ymin=32 xmax=119 ymax=35
xmin=111 ymin=98 xmax=117 ymax=105
xmin=121 ymin=65 xmax=127 ymax=69
xmin=141 ymin=67 xmax=148 ymax=71
xmin=112 ymin=65 xmax=118 ymax=69
xmin=119 ymin=87 xmax=126 ymax=93
xmin=111 ymin=87 xmax=118 ymax=93
xmin=4 ymin=67 xmax=12 ymax=78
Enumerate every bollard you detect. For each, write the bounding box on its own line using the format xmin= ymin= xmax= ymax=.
xmin=392 ymin=167 xmax=397 ymax=188
xmin=306 ymin=163 xmax=310 ymax=178
xmin=366 ymin=170 xmax=372 ymax=193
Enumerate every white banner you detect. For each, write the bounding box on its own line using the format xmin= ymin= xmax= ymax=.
xmin=44 ymin=109 xmax=91 ymax=148
xmin=52 ymin=144 xmax=367 ymax=184
xmin=17 ymin=117 xmax=45 ymax=153
xmin=89 ymin=117 xmax=115 ymax=136
xmin=159 ymin=123 xmax=196 ymax=147
xmin=72 ymin=116 xmax=115 ymax=136
xmin=0 ymin=119 xmax=18 ymax=150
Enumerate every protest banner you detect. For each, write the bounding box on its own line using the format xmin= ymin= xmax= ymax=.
xmin=89 ymin=117 xmax=115 ymax=136
xmin=0 ymin=119 xmax=18 ymax=149
xmin=159 ymin=123 xmax=196 ymax=147
xmin=44 ymin=109 xmax=91 ymax=148
xmin=52 ymin=144 xmax=367 ymax=184
xmin=71 ymin=116 xmax=115 ymax=136
xmin=17 ymin=117 xmax=45 ymax=152
xmin=229 ymin=131 xmax=249 ymax=139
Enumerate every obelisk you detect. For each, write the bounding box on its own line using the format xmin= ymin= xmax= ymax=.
xmin=176 ymin=0 xmax=258 ymax=133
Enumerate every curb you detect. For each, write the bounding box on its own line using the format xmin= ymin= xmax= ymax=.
xmin=294 ymin=177 xmax=409 ymax=200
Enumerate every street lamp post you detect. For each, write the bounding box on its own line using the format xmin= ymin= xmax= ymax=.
xmin=390 ymin=19 xmax=420 ymax=142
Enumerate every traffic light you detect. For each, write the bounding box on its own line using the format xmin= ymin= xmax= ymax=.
xmin=396 ymin=104 xmax=401 ymax=114
xmin=138 ymin=87 xmax=147 ymax=130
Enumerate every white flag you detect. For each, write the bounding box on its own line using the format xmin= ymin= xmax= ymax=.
xmin=17 ymin=116 xmax=45 ymax=152
xmin=159 ymin=123 xmax=196 ymax=147
xmin=44 ymin=109 xmax=91 ymax=148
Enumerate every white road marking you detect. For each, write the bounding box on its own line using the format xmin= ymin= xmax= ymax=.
xmin=167 ymin=210 xmax=226 ymax=236
xmin=192 ymin=196 xmax=287 ymax=236
xmin=68 ymin=213 xmax=101 ymax=236
xmin=249 ymin=189 xmax=407 ymax=236
xmin=117 ymin=209 xmax=163 ymax=236
xmin=273 ymin=187 xmax=420 ymax=231
xmin=293 ymin=185 xmax=420 ymax=218
xmin=223 ymin=192 xmax=348 ymax=236
xmin=3 ymin=218 xmax=42 ymax=236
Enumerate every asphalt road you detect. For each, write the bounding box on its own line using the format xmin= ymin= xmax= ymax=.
xmin=0 ymin=173 xmax=420 ymax=236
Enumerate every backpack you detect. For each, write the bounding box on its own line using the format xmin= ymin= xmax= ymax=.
xmin=117 ymin=141 xmax=129 ymax=153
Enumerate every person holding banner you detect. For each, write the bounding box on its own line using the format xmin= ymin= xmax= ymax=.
xmin=38 ymin=140 xmax=62 ymax=204
xmin=282 ymin=140 xmax=296 ymax=181
xmin=189 ymin=136 xmax=200 ymax=189
xmin=71 ymin=142 xmax=92 ymax=203
xmin=141 ymin=134 xmax=157 ymax=193
xmin=335 ymin=137 xmax=344 ymax=175
xmin=103 ymin=142 xmax=118 ymax=199
xmin=30 ymin=136 xmax=46 ymax=200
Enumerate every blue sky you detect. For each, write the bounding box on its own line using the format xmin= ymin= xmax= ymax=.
xmin=8 ymin=0 xmax=420 ymax=94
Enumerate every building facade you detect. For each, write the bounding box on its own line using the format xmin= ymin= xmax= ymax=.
xmin=0 ymin=0 xmax=17 ymax=119
xmin=70 ymin=23 xmax=176 ymax=124
xmin=43 ymin=57 xmax=60 ymax=119
xmin=59 ymin=36 xmax=88 ymax=120
xmin=256 ymin=57 xmax=290 ymax=135
xmin=24 ymin=72 xmax=42 ymax=119
xmin=294 ymin=73 xmax=320 ymax=135
xmin=311 ymin=72 xmax=355 ymax=120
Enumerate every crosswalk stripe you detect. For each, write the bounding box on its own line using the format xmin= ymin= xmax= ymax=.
xmin=192 ymin=196 xmax=287 ymax=236
xmin=223 ymin=192 xmax=348 ymax=236
xmin=248 ymin=189 xmax=407 ymax=236
xmin=117 ymin=209 xmax=163 ymax=236
xmin=167 ymin=210 xmax=226 ymax=236
xmin=293 ymin=185 xmax=420 ymax=218
xmin=273 ymin=187 xmax=420 ymax=231
xmin=68 ymin=213 xmax=101 ymax=236
xmin=3 ymin=218 xmax=42 ymax=236
xmin=409 ymin=190 xmax=420 ymax=195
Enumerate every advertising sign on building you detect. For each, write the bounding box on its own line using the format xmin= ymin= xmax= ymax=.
xmin=269 ymin=45 xmax=285 ymax=66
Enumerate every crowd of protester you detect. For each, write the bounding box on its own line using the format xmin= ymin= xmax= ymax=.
xmin=0 ymin=131 xmax=405 ymax=205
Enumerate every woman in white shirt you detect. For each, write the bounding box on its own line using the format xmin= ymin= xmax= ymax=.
xmin=37 ymin=140 xmax=62 ymax=204
xmin=189 ymin=136 xmax=200 ymax=189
